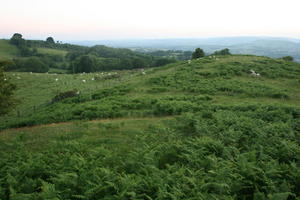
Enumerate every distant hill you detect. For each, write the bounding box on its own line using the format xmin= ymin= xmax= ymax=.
xmin=70 ymin=37 xmax=300 ymax=62
xmin=0 ymin=39 xmax=19 ymax=59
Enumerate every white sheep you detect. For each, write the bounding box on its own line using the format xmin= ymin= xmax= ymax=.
xmin=82 ymin=79 xmax=86 ymax=83
xmin=55 ymin=78 xmax=59 ymax=82
xmin=188 ymin=60 xmax=191 ymax=64
xmin=250 ymin=69 xmax=261 ymax=77
xmin=4 ymin=78 xmax=7 ymax=81
xmin=91 ymin=78 xmax=95 ymax=81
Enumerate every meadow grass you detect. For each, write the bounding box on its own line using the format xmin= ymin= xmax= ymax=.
xmin=0 ymin=39 xmax=19 ymax=59
xmin=37 ymin=47 xmax=68 ymax=56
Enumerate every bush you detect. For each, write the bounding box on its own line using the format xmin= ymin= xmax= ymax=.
xmin=52 ymin=90 xmax=79 ymax=103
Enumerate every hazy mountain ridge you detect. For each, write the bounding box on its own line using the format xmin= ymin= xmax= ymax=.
xmin=70 ymin=37 xmax=300 ymax=62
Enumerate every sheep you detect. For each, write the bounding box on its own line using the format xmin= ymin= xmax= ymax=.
xmin=17 ymin=77 xmax=21 ymax=79
xmin=91 ymin=78 xmax=95 ymax=81
xmin=55 ymin=78 xmax=59 ymax=82
xmin=82 ymin=79 xmax=86 ymax=83
xmin=142 ymin=71 xmax=146 ymax=75
xmin=188 ymin=60 xmax=191 ymax=64
xmin=250 ymin=69 xmax=261 ymax=77
xmin=4 ymin=78 xmax=7 ymax=81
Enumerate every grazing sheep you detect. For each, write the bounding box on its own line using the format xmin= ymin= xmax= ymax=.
xmin=55 ymin=78 xmax=59 ymax=82
xmin=82 ymin=79 xmax=86 ymax=83
xmin=4 ymin=78 xmax=7 ymax=81
xmin=91 ymin=78 xmax=95 ymax=81
xmin=250 ymin=69 xmax=260 ymax=77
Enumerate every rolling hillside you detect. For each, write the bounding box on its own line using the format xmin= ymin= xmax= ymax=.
xmin=1 ymin=55 xmax=300 ymax=199
xmin=0 ymin=39 xmax=19 ymax=59
xmin=0 ymin=39 xmax=68 ymax=59
xmin=78 ymin=37 xmax=300 ymax=62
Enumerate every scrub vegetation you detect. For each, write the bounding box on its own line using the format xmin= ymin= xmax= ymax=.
xmin=0 ymin=41 xmax=300 ymax=199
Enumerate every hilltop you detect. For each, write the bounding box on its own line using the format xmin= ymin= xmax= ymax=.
xmin=1 ymin=54 xmax=300 ymax=199
xmin=0 ymin=35 xmax=178 ymax=74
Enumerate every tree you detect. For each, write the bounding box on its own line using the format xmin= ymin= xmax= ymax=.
xmin=192 ymin=48 xmax=205 ymax=59
xmin=0 ymin=67 xmax=16 ymax=115
xmin=10 ymin=33 xmax=25 ymax=46
xmin=281 ymin=56 xmax=294 ymax=62
xmin=46 ymin=37 xmax=55 ymax=44
xmin=214 ymin=48 xmax=231 ymax=55
xmin=23 ymin=57 xmax=49 ymax=72
xmin=72 ymin=55 xmax=96 ymax=73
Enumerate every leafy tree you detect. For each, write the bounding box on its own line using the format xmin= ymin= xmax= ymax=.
xmin=10 ymin=33 xmax=26 ymax=46
xmin=281 ymin=56 xmax=294 ymax=62
xmin=192 ymin=48 xmax=205 ymax=59
xmin=0 ymin=59 xmax=14 ymax=71
xmin=153 ymin=58 xmax=176 ymax=67
xmin=46 ymin=37 xmax=55 ymax=44
xmin=0 ymin=67 xmax=16 ymax=115
xmin=9 ymin=57 xmax=49 ymax=72
xmin=214 ymin=48 xmax=231 ymax=55
xmin=72 ymin=55 xmax=96 ymax=73
xmin=19 ymin=45 xmax=33 ymax=56
xmin=24 ymin=57 xmax=49 ymax=72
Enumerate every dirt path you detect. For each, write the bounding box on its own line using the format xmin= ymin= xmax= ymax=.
xmin=0 ymin=116 xmax=173 ymax=134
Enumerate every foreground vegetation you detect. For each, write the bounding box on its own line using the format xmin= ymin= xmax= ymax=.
xmin=0 ymin=54 xmax=300 ymax=199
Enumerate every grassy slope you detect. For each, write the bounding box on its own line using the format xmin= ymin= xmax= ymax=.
xmin=0 ymin=39 xmax=19 ymax=59
xmin=0 ymin=39 xmax=68 ymax=59
xmin=1 ymin=55 xmax=300 ymax=129
xmin=1 ymin=55 xmax=300 ymax=199
xmin=37 ymin=47 xmax=68 ymax=56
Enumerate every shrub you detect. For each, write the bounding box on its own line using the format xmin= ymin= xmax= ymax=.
xmin=51 ymin=90 xmax=78 ymax=103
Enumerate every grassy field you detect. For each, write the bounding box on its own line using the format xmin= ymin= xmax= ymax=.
xmin=37 ymin=47 xmax=68 ymax=56
xmin=0 ymin=39 xmax=68 ymax=59
xmin=0 ymin=39 xmax=19 ymax=59
xmin=1 ymin=55 xmax=300 ymax=199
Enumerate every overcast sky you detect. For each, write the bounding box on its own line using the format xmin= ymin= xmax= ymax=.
xmin=1 ymin=0 xmax=299 ymax=40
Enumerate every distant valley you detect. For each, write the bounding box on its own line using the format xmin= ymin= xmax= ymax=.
xmin=70 ymin=37 xmax=300 ymax=62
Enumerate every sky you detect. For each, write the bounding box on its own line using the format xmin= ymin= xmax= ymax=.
xmin=1 ymin=0 xmax=300 ymax=40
